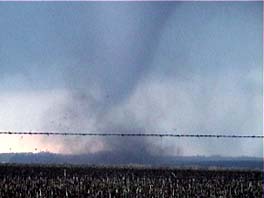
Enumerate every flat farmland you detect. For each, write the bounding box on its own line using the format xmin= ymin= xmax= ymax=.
xmin=0 ymin=164 xmax=262 ymax=197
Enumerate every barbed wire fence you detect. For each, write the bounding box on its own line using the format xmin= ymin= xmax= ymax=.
xmin=0 ymin=131 xmax=263 ymax=138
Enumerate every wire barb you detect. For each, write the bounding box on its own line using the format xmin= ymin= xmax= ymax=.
xmin=0 ymin=131 xmax=263 ymax=139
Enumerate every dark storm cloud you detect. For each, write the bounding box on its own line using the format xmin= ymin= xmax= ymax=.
xmin=0 ymin=2 xmax=261 ymax=160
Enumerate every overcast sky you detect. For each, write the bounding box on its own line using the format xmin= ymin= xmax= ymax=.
xmin=0 ymin=2 xmax=262 ymax=157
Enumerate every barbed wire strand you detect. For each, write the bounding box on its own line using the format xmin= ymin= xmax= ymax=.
xmin=0 ymin=131 xmax=263 ymax=138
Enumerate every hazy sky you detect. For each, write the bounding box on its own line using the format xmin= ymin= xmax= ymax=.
xmin=0 ymin=2 xmax=262 ymax=157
